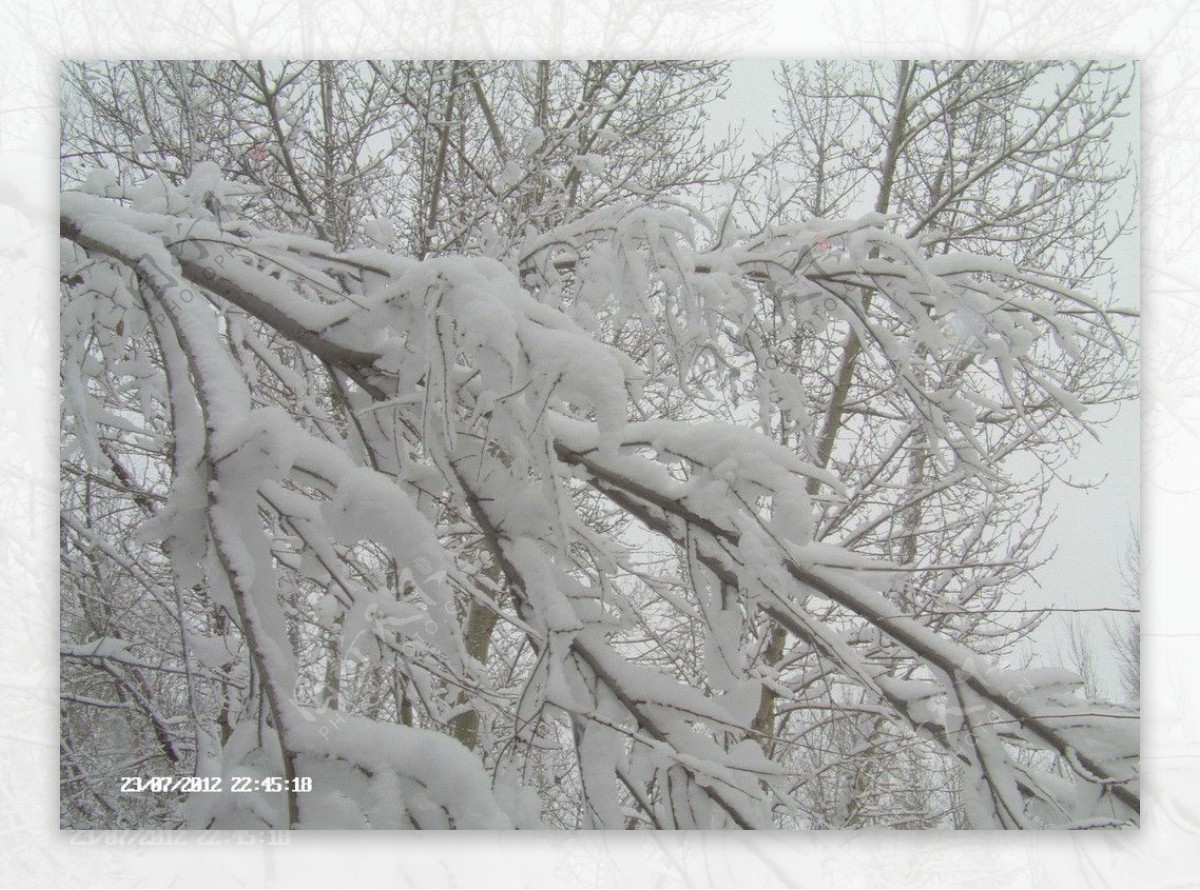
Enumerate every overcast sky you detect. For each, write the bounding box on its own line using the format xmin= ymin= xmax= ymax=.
xmin=711 ymin=60 xmax=1141 ymax=696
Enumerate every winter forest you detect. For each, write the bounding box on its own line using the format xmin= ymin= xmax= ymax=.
xmin=59 ymin=60 xmax=1139 ymax=830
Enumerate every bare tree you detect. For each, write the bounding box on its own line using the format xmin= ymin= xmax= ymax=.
xmin=60 ymin=61 xmax=1138 ymax=830
xmin=1110 ymin=529 xmax=1141 ymax=703
xmin=728 ymin=60 xmax=1138 ymax=825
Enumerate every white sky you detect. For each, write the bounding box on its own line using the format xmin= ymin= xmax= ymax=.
xmin=710 ymin=60 xmax=1141 ymax=697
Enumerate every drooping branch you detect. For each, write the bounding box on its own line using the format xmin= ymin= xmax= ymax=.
xmin=61 ymin=183 xmax=1137 ymax=829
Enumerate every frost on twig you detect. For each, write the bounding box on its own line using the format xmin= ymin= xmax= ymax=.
xmin=60 ymin=148 xmax=1136 ymax=830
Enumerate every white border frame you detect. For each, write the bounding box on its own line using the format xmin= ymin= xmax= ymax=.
xmin=4 ymin=1 xmax=1194 ymax=885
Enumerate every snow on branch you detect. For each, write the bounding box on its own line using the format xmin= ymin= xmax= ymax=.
xmin=60 ymin=165 xmax=1136 ymax=830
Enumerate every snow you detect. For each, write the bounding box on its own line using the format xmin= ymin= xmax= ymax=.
xmin=287 ymin=711 xmax=517 ymax=829
xmin=520 ymin=126 xmax=545 ymax=154
xmin=60 ymin=154 xmax=1137 ymax=832
xmin=61 ymin=638 xmax=131 ymax=660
